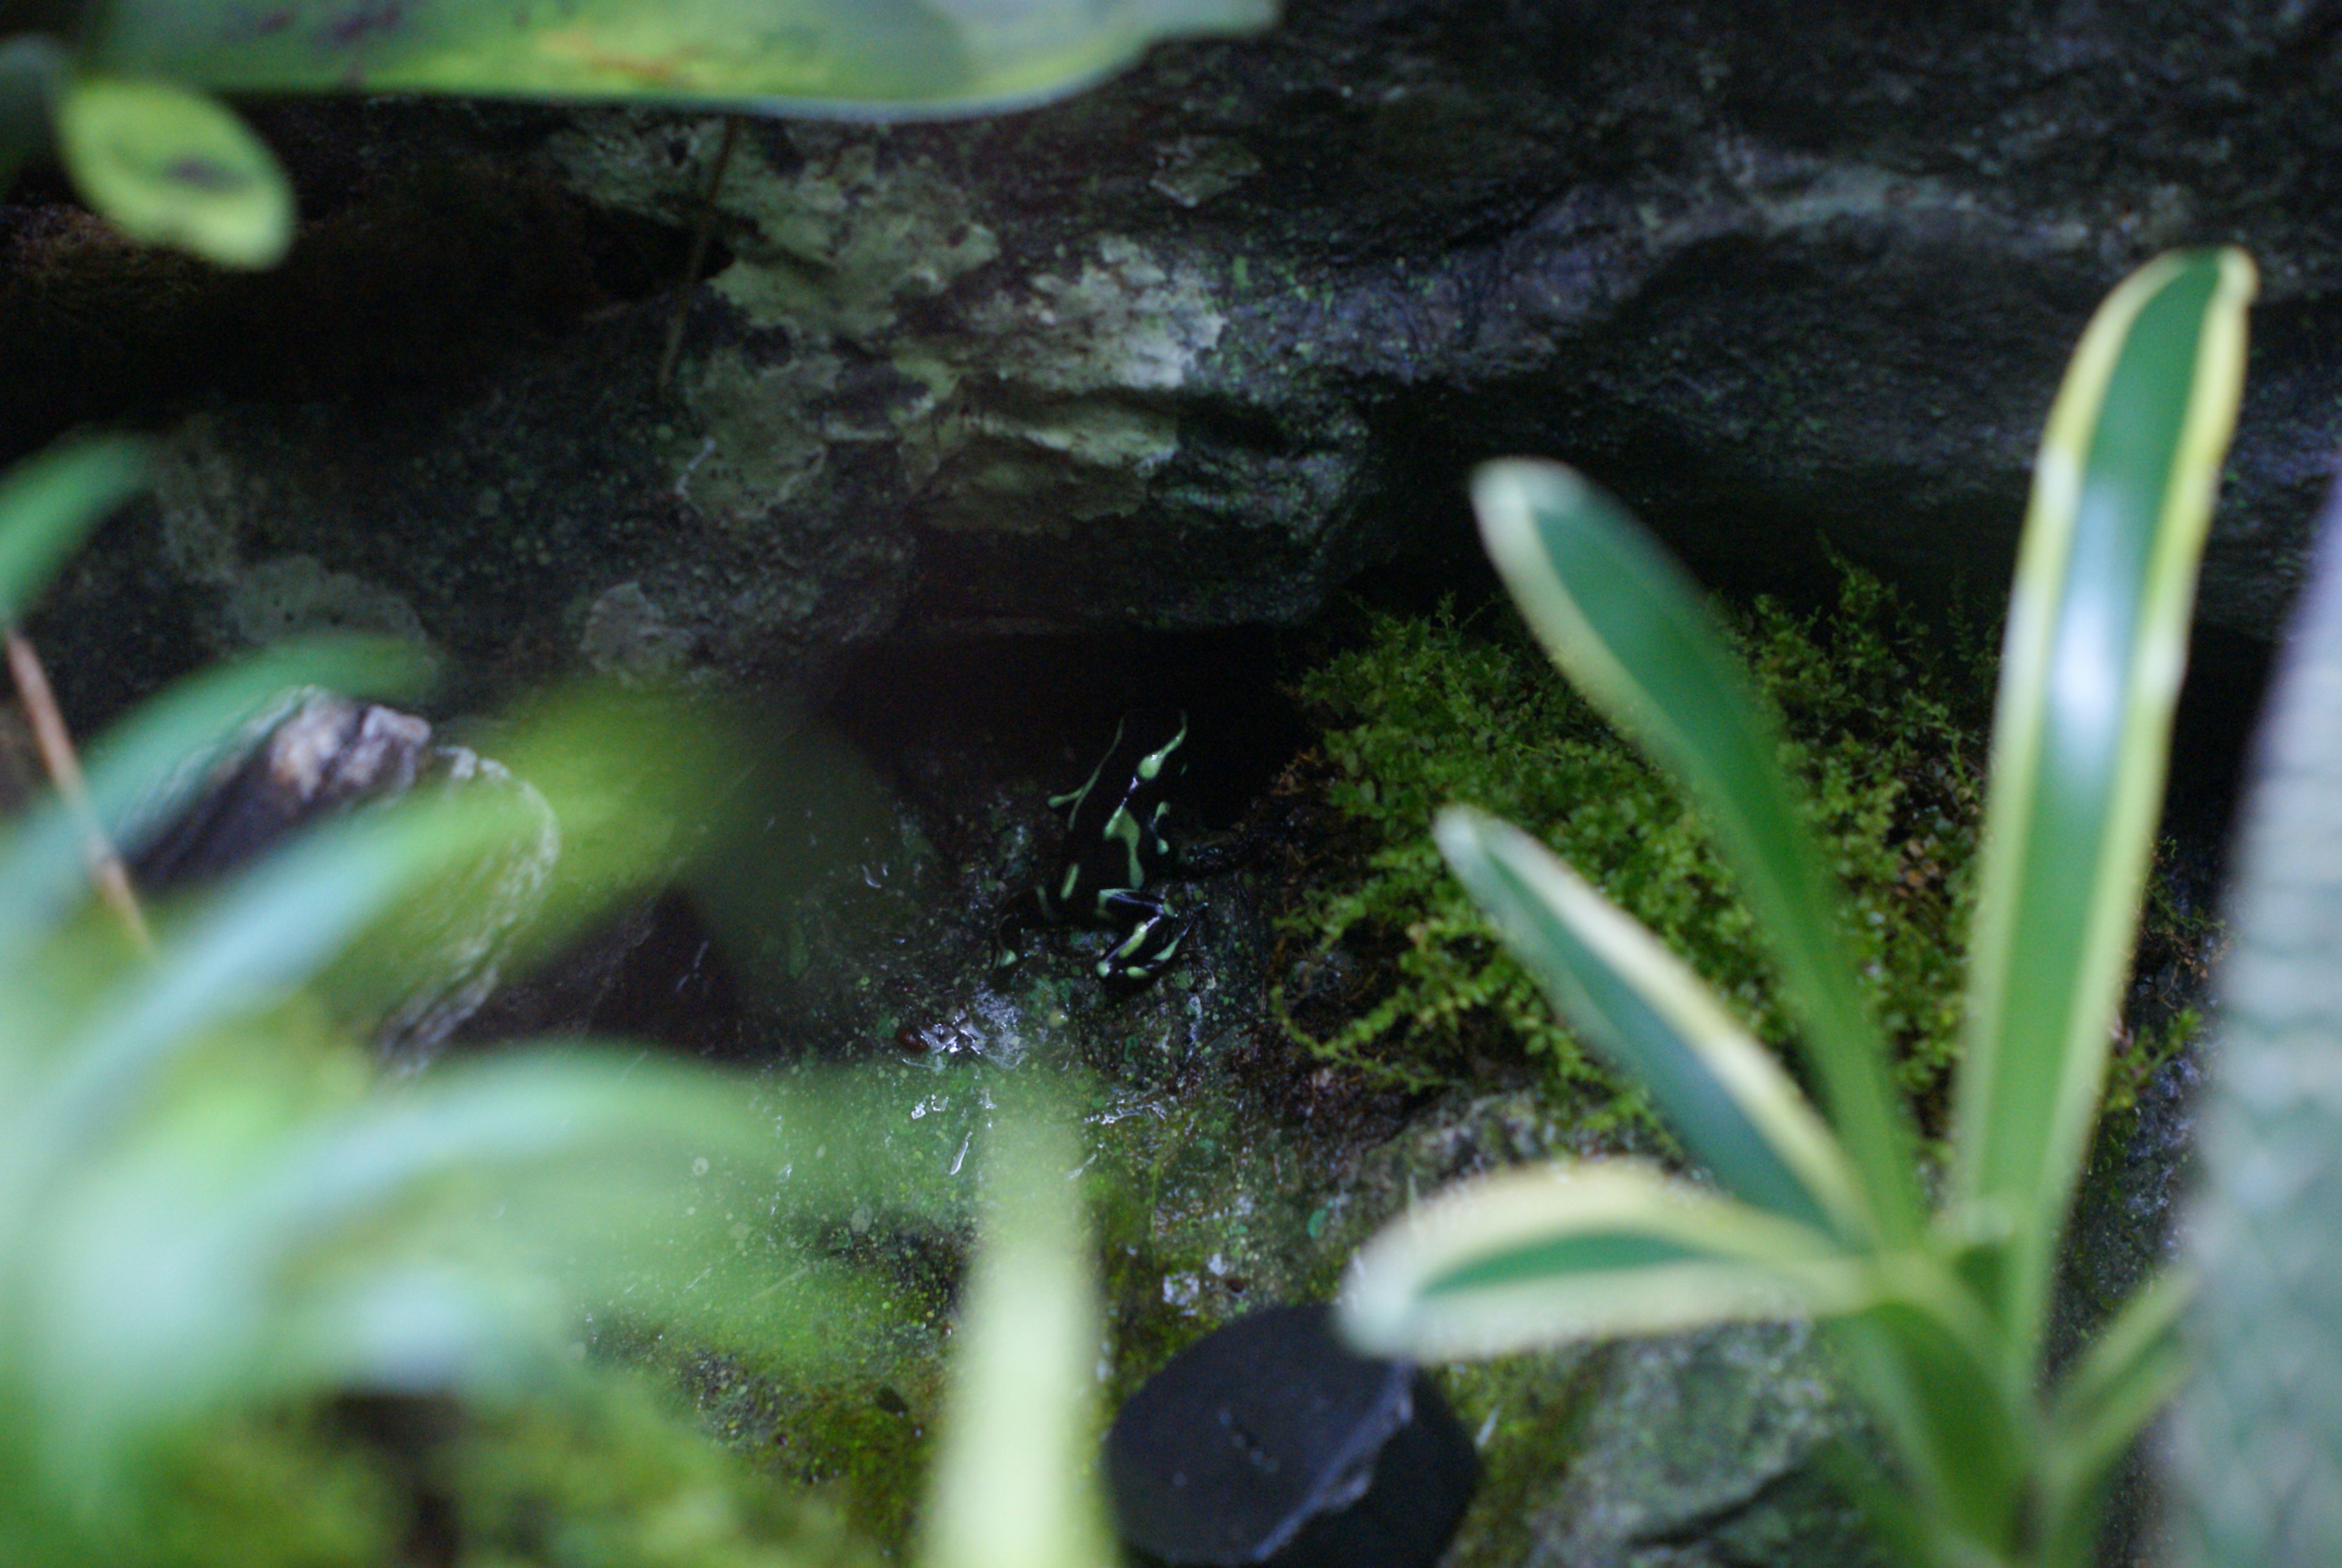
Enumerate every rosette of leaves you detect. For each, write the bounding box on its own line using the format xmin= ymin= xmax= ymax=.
xmin=0 ymin=0 xmax=1272 ymax=270
xmin=1337 ymin=248 xmax=2255 ymax=1568
xmin=0 ymin=437 xmax=956 ymax=1565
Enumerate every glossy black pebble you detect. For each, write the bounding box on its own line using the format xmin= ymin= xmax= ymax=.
xmin=1106 ymin=1304 xmax=1480 ymax=1568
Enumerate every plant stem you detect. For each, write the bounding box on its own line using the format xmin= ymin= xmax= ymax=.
xmin=4 ymin=625 xmax=151 ymax=953
xmin=656 ymin=114 xmax=741 ymax=393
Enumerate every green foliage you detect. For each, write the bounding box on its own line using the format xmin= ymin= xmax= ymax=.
xmin=87 ymin=0 xmax=1273 ymax=115
xmin=54 ymin=75 xmax=293 ymax=268
xmin=435 ymin=1378 xmax=869 ymax=1568
xmin=6 ymin=0 xmax=1272 ymax=268
xmin=1339 ymin=248 xmax=2257 ymax=1568
xmin=133 ymin=1373 xmax=871 ymax=1568
xmin=917 ymin=1101 xmax=1112 ymax=1568
xmin=0 ymin=437 xmax=970 ymax=1566
xmin=1281 ymin=570 xmax=1988 ymax=1126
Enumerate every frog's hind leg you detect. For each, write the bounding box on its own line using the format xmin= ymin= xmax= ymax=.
xmin=1095 ymin=895 xmax=1195 ymax=989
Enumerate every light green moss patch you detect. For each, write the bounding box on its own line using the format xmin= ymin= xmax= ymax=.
xmin=1278 ymin=567 xmax=2204 ymax=1142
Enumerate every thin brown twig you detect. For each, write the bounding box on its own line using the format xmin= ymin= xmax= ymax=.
xmin=4 ymin=625 xmax=151 ymax=954
xmin=656 ymin=114 xmax=742 ymax=393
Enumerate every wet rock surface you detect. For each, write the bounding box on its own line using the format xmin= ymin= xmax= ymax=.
xmin=5 ymin=3 xmax=2340 ymax=715
xmin=563 ymin=645 xmax=1927 ymax=1568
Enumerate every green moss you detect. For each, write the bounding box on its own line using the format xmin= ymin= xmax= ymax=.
xmin=439 ymin=1375 xmax=869 ymax=1568
xmin=1277 ymin=565 xmax=2203 ymax=1140
xmin=135 ymin=1373 xmax=869 ymax=1568
xmin=680 ymin=1358 xmax=946 ymax=1556
xmin=1429 ymin=1351 xmax=1605 ymax=1568
xmin=138 ymin=1408 xmax=398 ymax=1568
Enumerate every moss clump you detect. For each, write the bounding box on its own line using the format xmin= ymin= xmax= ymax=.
xmin=135 ymin=1372 xmax=868 ymax=1568
xmin=1277 ymin=565 xmax=2201 ymax=1138
xmin=437 ymin=1375 xmax=869 ymax=1568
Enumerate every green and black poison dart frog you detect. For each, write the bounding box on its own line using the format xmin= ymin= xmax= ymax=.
xmin=995 ymin=708 xmax=1195 ymax=986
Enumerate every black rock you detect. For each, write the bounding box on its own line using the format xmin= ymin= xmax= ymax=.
xmin=1106 ymin=1303 xmax=1479 ymax=1568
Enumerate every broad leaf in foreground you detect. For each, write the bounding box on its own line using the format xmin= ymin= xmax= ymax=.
xmin=1951 ymin=248 xmax=2254 ymax=1363
xmin=1470 ymin=458 xmax=1921 ymax=1240
xmin=88 ymin=0 xmax=1275 ymax=117
xmin=1436 ymin=806 xmax=1864 ymax=1240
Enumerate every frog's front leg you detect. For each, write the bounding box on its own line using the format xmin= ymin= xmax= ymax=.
xmin=1093 ymin=889 xmax=1194 ymax=986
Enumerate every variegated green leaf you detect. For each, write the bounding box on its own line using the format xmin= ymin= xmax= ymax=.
xmin=1830 ymin=1304 xmax=2035 ymax=1559
xmin=919 ymin=1104 xmax=1112 ymax=1568
xmin=1469 ymin=459 xmax=1920 ymax=1240
xmin=1337 ymin=1159 xmax=1878 ymax=1362
xmin=88 ymin=0 xmax=1273 ymax=118
xmin=1951 ymin=248 xmax=2255 ymax=1359
xmin=55 ymin=77 xmax=292 ymax=268
xmin=1436 ymin=805 xmax=1867 ymax=1241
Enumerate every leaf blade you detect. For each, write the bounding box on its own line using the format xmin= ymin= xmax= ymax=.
xmin=1470 ymin=460 xmax=1921 ymax=1239
xmin=0 ymin=436 xmax=150 ymax=626
xmin=55 ymin=77 xmax=292 ymax=268
xmin=1337 ymin=1159 xmax=1877 ymax=1362
xmin=1951 ymin=248 xmax=2255 ymax=1355
xmin=2 ymin=803 xmax=515 ymax=1215
xmin=919 ymin=1101 xmax=1112 ymax=1568
xmin=1436 ymin=806 xmax=1866 ymax=1240
xmin=91 ymin=0 xmax=1275 ymax=117
xmin=0 ymin=637 xmax=435 ymax=970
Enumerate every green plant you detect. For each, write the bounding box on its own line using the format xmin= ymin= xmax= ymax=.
xmin=0 ymin=437 xmax=956 ymax=1566
xmin=1277 ymin=570 xmax=1993 ymax=1125
xmin=0 ymin=0 xmax=1272 ymax=270
xmin=2168 ymin=439 xmax=2342 ymax=1558
xmin=916 ymin=1098 xmax=1112 ymax=1568
xmin=1336 ymin=247 xmax=2255 ymax=1568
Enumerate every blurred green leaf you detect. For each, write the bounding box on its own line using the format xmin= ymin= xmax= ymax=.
xmin=0 ymin=434 xmax=148 ymax=625
xmin=0 ymin=638 xmax=436 ymax=968
xmin=1434 ymin=805 xmax=1865 ymax=1240
xmin=1338 ymin=1159 xmax=1882 ymax=1363
xmin=919 ymin=1099 xmax=1111 ymax=1568
xmin=1951 ymin=248 xmax=2254 ymax=1362
xmin=1 ymin=804 xmax=515 ymax=1222
xmin=0 ymin=37 xmax=63 ymax=192
xmin=1470 ymin=460 xmax=1922 ymax=1241
xmin=0 ymin=431 xmax=973 ymax=1566
xmin=88 ymin=0 xmax=1274 ymax=116
xmin=1828 ymin=1304 xmax=2033 ymax=1555
xmin=54 ymin=76 xmax=292 ymax=268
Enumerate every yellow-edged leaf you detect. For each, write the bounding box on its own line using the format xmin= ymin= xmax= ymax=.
xmin=89 ymin=0 xmax=1273 ymax=117
xmin=1338 ymin=1159 xmax=1877 ymax=1362
xmin=1437 ymin=806 xmax=1868 ymax=1242
xmin=1951 ymin=248 xmax=2254 ymax=1362
xmin=1470 ymin=460 xmax=1922 ymax=1242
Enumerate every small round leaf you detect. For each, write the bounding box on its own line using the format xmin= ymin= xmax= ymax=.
xmin=56 ymin=77 xmax=292 ymax=269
